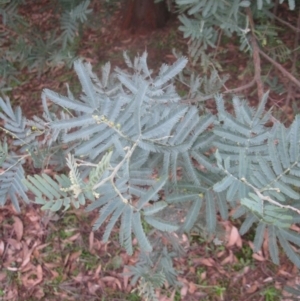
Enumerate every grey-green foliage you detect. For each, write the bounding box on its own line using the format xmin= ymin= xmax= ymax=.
xmin=284 ymin=283 xmax=300 ymax=300
xmin=129 ymin=231 xmax=182 ymax=301
xmin=0 ymin=0 xmax=91 ymax=86
xmin=0 ymin=145 xmax=29 ymax=212
xmin=176 ymin=0 xmax=295 ymax=69
xmin=213 ymin=93 xmax=300 ymax=266
xmin=0 ymin=96 xmax=29 ymax=211
xmin=1 ymin=53 xmax=300 ymax=296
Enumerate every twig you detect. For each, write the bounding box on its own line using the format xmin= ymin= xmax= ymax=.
xmin=285 ymin=7 xmax=300 ymax=107
xmin=272 ymin=0 xmax=279 ymax=23
xmin=214 ymin=28 xmax=223 ymax=60
xmin=223 ymin=79 xmax=256 ymax=94
xmin=241 ymin=178 xmax=300 ymax=215
xmin=264 ymin=9 xmax=300 ymax=33
xmin=258 ymin=48 xmax=300 ymax=89
xmin=92 ymin=141 xmax=138 ymax=198
xmin=246 ymin=7 xmax=265 ymax=100
xmin=0 ymin=155 xmax=29 ymax=176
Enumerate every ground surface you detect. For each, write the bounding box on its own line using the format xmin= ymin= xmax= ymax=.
xmin=1 ymin=1 xmax=300 ymax=300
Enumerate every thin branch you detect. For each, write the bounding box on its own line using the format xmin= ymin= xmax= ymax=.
xmin=285 ymin=7 xmax=300 ymax=107
xmin=241 ymin=178 xmax=300 ymax=215
xmin=223 ymin=79 xmax=256 ymax=94
xmin=246 ymin=7 xmax=265 ymax=100
xmin=0 ymin=155 xmax=28 ymax=176
xmin=92 ymin=140 xmax=139 ymax=192
xmin=263 ymin=9 xmax=300 ymax=33
xmin=258 ymin=48 xmax=300 ymax=89
xmin=272 ymin=0 xmax=279 ymax=23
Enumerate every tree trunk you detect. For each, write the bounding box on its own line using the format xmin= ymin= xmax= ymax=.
xmin=122 ymin=0 xmax=169 ymax=32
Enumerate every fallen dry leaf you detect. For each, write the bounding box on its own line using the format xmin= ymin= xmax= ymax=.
xmin=69 ymin=250 xmax=82 ymax=262
xmin=221 ymin=250 xmax=234 ymax=265
xmin=87 ymin=282 xmax=100 ymax=295
xmin=252 ymin=253 xmax=265 ymax=262
xmin=12 ymin=216 xmax=23 ymax=242
xmin=0 ymin=272 xmax=6 ymax=282
xmin=180 ymin=283 xmax=188 ymax=298
xmin=62 ymin=232 xmax=81 ymax=243
xmin=101 ymin=276 xmax=122 ymax=290
xmin=89 ymin=231 xmax=94 ymax=252
xmin=195 ymin=257 xmax=215 ymax=267
xmin=0 ymin=240 xmax=4 ymax=256
xmin=31 ymin=286 xmax=45 ymax=300
xmin=7 ymin=238 xmax=22 ymax=250
xmin=246 ymin=283 xmax=258 ymax=294
xmin=20 ymin=241 xmax=38 ymax=270
xmin=188 ymin=281 xmax=197 ymax=294
xmin=263 ymin=277 xmax=273 ymax=283
xmin=227 ymin=226 xmax=242 ymax=248
xmin=94 ymin=264 xmax=102 ymax=280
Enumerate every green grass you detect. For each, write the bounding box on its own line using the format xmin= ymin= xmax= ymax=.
xmin=100 ymin=289 xmax=141 ymax=301
xmin=233 ymin=245 xmax=254 ymax=271
xmin=260 ymin=286 xmax=281 ymax=301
